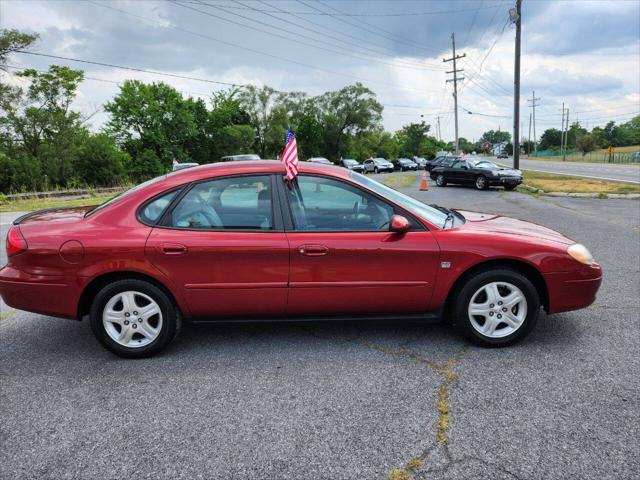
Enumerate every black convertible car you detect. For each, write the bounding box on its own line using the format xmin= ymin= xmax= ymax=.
xmin=430 ymin=158 xmax=523 ymax=190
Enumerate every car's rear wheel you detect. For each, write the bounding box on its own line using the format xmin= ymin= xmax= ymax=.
xmin=436 ymin=174 xmax=446 ymax=187
xmin=475 ymin=175 xmax=488 ymax=190
xmin=374 ymin=167 xmax=379 ymax=174
xmin=453 ymin=269 xmax=539 ymax=347
xmin=89 ymin=279 xmax=180 ymax=358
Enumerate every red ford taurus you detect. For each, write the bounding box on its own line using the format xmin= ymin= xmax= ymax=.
xmin=0 ymin=161 xmax=602 ymax=357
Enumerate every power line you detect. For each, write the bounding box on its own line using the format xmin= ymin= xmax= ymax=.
xmin=183 ymin=0 xmax=444 ymax=72
xmin=198 ymin=2 xmax=508 ymax=17
xmin=88 ymin=0 xmax=428 ymax=94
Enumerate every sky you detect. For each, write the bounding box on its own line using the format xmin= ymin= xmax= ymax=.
xmin=2 ymin=0 xmax=639 ymax=144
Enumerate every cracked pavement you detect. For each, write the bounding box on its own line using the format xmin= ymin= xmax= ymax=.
xmin=1 ymin=175 xmax=639 ymax=479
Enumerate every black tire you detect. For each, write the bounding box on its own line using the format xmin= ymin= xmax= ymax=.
xmin=452 ymin=268 xmax=540 ymax=347
xmin=89 ymin=279 xmax=180 ymax=358
xmin=504 ymin=184 xmax=517 ymax=191
xmin=374 ymin=167 xmax=379 ymax=174
xmin=436 ymin=174 xmax=447 ymax=187
xmin=475 ymin=175 xmax=488 ymax=190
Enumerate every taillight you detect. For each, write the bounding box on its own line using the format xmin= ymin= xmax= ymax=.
xmin=6 ymin=226 xmax=28 ymax=257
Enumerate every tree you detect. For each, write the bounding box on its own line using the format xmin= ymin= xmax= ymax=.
xmin=73 ymin=133 xmax=128 ymax=186
xmin=105 ymin=80 xmax=198 ymax=175
xmin=238 ymin=85 xmax=281 ymax=158
xmin=576 ymin=133 xmax=596 ymax=155
xmin=9 ymin=66 xmax=85 ymax=185
xmin=0 ymin=29 xmax=38 ymax=71
xmin=395 ymin=121 xmax=430 ymax=157
xmin=538 ymin=128 xmax=562 ymax=150
xmin=318 ymin=83 xmax=382 ymax=160
xmin=479 ymin=129 xmax=511 ymax=145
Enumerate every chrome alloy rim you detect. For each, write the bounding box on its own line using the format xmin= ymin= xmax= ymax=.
xmin=437 ymin=175 xmax=445 ymax=185
xmin=468 ymin=282 xmax=527 ymax=338
xmin=476 ymin=176 xmax=486 ymax=189
xmin=103 ymin=291 xmax=163 ymax=348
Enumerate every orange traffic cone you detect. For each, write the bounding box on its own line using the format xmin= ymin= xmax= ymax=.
xmin=420 ymin=172 xmax=429 ymax=191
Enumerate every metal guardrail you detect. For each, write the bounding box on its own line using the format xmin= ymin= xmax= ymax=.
xmin=3 ymin=186 xmax=124 ymax=201
xmin=532 ymin=149 xmax=640 ymax=163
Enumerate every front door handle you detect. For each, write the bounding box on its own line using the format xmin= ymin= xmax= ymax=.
xmin=158 ymin=243 xmax=188 ymax=255
xmin=298 ymin=244 xmax=329 ymax=256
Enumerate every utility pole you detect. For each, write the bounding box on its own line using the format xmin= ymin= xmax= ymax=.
xmin=511 ymin=0 xmax=522 ymax=169
xmin=527 ymin=112 xmax=532 ymax=156
xmin=443 ymin=33 xmax=465 ymax=154
xmin=560 ymin=102 xmax=565 ymax=160
xmin=436 ymin=115 xmax=442 ymax=141
xmin=563 ymin=107 xmax=570 ymax=161
xmin=527 ymin=91 xmax=541 ymax=155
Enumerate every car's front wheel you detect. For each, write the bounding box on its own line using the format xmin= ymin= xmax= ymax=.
xmin=89 ymin=279 xmax=180 ymax=358
xmin=475 ymin=175 xmax=488 ymax=190
xmin=453 ymin=269 xmax=539 ymax=347
xmin=436 ymin=174 xmax=446 ymax=187
xmin=374 ymin=167 xmax=379 ymax=174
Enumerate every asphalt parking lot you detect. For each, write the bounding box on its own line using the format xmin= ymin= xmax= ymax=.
xmin=1 ymin=173 xmax=639 ymax=480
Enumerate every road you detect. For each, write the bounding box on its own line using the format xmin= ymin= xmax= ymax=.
xmin=1 ymin=174 xmax=639 ymax=480
xmin=499 ymin=156 xmax=640 ymax=184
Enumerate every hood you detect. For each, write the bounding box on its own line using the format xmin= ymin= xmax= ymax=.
xmin=456 ymin=210 xmax=575 ymax=245
xmin=14 ymin=206 xmax=94 ymax=226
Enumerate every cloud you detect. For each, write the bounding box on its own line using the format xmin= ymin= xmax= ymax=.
xmin=3 ymin=0 xmax=639 ymax=141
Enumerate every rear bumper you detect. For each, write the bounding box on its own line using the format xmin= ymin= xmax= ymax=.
xmin=0 ymin=265 xmax=83 ymax=319
xmin=544 ymin=265 xmax=603 ymax=314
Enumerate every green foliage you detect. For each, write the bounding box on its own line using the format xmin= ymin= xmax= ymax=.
xmin=539 ymin=128 xmax=563 ymax=150
xmin=0 ymin=29 xmax=38 ymax=70
xmin=395 ymin=121 xmax=430 ymax=157
xmin=73 ymin=133 xmax=128 ymax=186
xmin=576 ymin=133 xmax=596 ymax=155
xmin=479 ymin=129 xmax=511 ymax=145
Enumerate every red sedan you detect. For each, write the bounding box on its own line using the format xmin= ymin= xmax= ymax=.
xmin=1 ymin=161 xmax=602 ymax=357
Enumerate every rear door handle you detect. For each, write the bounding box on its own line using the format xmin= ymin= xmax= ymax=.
xmin=158 ymin=243 xmax=188 ymax=255
xmin=298 ymin=244 xmax=329 ymax=256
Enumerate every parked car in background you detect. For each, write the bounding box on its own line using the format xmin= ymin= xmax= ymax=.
xmin=363 ymin=158 xmax=394 ymax=174
xmin=172 ymin=162 xmax=199 ymax=172
xmin=413 ymin=157 xmax=428 ymax=169
xmin=0 ymin=161 xmax=601 ymax=357
xmin=426 ymin=155 xmax=457 ymax=172
xmin=430 ymin=158 xmax=523 ymax=190
xmin=307 ymin=157 xmax=333 ymax=165
xmin=393 ymin=158 xmax=419 ymax=172
xmin=497 ymin=152 xmax=509 ymax=159
xmin=340 ymin=158 xmax=364 ymax=172
xmin=220 ymin=154 xmax=261 ymax=162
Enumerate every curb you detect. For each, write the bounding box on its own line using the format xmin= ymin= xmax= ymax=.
xmin=519 ymin=184 xmax=640 ymax=199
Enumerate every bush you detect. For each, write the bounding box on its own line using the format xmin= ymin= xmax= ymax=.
xmin=73 ymin=133 xmax=128 ymax=187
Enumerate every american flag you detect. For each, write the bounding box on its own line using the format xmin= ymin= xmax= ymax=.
xmin=281 ymin=127 xmax=299 ymax=181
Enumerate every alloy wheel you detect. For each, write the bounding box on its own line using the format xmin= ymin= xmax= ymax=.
xmin=102 ymin=291 xmax=163 ymax=348
xmin=436 ymin=174 xmax=445 ymax=186
xmin=467 ymin=281 xmax=527 ymax=338
xmin=476 ymin=176 xmax=487 ymax=190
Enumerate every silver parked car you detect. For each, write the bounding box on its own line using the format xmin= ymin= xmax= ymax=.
xmin=362 ymin=158 xmax=394 ymax=174
xmin=307 ymin=157 xmax=333 ymax=165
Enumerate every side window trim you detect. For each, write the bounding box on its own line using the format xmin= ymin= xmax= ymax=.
xmin=156 ymin=173 xmax=284 ymax=232
xmin=278 ymin=174 xmax=426 ymax=233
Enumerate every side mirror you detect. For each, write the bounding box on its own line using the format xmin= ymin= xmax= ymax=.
xmin=390 ymin=215 xmax=410 ymax=233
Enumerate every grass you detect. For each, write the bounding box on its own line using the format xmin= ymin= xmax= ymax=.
xmin=378 ymin=173 xmax=419 ymax=189
xmin=0 ymin=194 xmax=115 ymax=213
xmin=520 ymin=170 xmax=640 ymax=194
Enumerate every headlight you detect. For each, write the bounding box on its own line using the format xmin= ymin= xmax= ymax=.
xmin=567 ymin=244 xmax=595 ymax=265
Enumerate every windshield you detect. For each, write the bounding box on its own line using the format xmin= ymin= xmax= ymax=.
xmin=343 ymin=159 xmax=358 ymax=166
xmin=85 ymin=174 xmax=168 ymax=216
xmin=475 ymin=161 xmax=498 ymax=169
xmin=373 ymin=158 xmax=388 ymax=164
xmin=349 ymin=171 xmax=450 ymax=228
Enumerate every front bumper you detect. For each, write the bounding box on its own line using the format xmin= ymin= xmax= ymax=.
xmin=490 ymin=176 xmax=522 ymax=186
xmin=0 ymin=265 xmax=84 ymax=319
xmin=544 ymin=264 xmax=603 ymax=314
